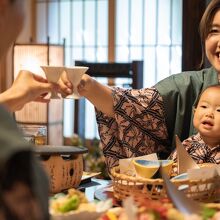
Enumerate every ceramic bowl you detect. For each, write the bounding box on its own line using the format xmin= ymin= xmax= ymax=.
xmin=171 ymin=173 xmax=189 ymax=191
xmin=172 ymin=172 xmax=188 ymax=180
xmin=132 ymin=159 xmax=174 ymax=179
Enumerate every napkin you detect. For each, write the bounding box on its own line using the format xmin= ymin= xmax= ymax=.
xmin=187 ymin=165 xmax=220 ymax=192
xmin=187 ymin=165 xmax=219 ymax=180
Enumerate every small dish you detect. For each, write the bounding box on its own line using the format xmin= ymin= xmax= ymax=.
xmin=171 ymin=173 xmax=189 ymax=191
xmin=132 ymin=159 xmax=174 ymax=179
xmin=172 ymin=173 xmax=188 ymax=180
xmin=80 ymin=171 xmax=101 ymax=184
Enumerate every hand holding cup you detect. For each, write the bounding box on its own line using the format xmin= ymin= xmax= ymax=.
xmin=62 ymin=66 xmax=88 ymax=99
xmin=41 ymin=66 xmax=65 ymax=99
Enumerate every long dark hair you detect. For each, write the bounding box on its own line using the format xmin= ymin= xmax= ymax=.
xmin=199 ymin=0 xmax=220 ymax=67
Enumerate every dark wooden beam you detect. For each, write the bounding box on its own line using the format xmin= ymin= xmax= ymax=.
xmin=182 ymin=0 xmax=207 ymax=71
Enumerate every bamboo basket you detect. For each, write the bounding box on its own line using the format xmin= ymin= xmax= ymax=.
xmin=110 ymin=166 xmax=220 ymax=203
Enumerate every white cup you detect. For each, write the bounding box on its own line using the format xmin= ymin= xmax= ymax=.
xmin=64 ymin=66 xmax=88 ymax=99
xmin=41 ymin=66 xmax=65 ymax=99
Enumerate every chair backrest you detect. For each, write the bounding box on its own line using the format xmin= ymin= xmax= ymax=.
xmin=73 ymin=60 xmax=144 ymax=138
xmin=75 ymin=60 xmax=143 ymax=89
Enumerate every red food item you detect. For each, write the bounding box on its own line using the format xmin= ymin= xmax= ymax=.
xmin=99 ymin=215 xmax=110 ymax=220
xmin=136 ymin=198 xmax=170 ymax=219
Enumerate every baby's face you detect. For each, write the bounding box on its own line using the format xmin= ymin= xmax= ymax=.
xmin=193 ymin=87 xmax=220 ymax=145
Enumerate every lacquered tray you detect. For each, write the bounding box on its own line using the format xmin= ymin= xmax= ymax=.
xmin=34 ymin=145 xmax=88 ymax=155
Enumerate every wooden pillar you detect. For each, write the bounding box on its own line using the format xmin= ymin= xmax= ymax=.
xmin=0 ymin=57 xmax=7 ymax=93
xmin=182 ymin=0 xmax=207 ymax=71
xmin=108 ymin=0 xmax=115 ymax=62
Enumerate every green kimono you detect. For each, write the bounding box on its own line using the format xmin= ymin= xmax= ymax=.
xmin=0 ymin=106 xmax=49 ymax=219
xmin=155 ymin=66 xmax=219 ymax=148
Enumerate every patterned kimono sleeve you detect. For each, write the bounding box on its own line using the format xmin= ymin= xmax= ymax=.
xmin=96 ymin=87 xmax=170 ymax=169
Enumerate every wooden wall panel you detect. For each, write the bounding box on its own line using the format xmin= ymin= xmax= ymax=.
xmin=182 ymin=0 xmax=207 ymax=71
xmin=0 ymin=57 xmax=6 ymax=93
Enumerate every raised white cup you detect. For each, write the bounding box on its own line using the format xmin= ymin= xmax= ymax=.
xmin=64 ymin=66 xmax=88 ymax=99
xmin=41 ymin=66 xmax=65 ymax=99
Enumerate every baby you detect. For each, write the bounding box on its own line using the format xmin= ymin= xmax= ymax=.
xmin=171 ymin=84 xmax=220 ymax=164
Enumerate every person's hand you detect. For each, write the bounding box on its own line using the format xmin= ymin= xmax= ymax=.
xmin=58 ymin=71 xmax=94 ymax=98
xmin=0 ymin=70 xmax=58 ymax=111
xmin=58 ymin=71 xmax=114 ymax=116
xmin=12 ymin=70 xmax=57 ymax=104
xmin=77 ymin=74 xmax=95 ymax=96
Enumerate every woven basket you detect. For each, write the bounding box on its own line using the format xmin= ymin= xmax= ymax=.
xmin=110 ymin=166 xmax=220 ymax=203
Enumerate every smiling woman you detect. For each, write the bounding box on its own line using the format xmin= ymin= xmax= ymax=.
xmin=205 ymin=10 xmax=220 ymax=74
xmin=55 ymin=0 xmax=220 ymax=172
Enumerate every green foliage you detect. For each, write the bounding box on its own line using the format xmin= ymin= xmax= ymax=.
xmin=68 ymin=134 xmax=83 ymax=146
xmin=66 ymin=134 xmax=109 ymax=179
xmin=84 ymin=138 xmax=109 ymax=179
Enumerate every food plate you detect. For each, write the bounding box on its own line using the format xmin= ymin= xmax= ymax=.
xmin=50 ymin=188 xmax=112 ymax=220
xmin=50 ymin=200 xmax=113 ymax=220
xmin=50 ymin=210 xmax=103 ymax=220
xmin=171 ymin=173 xmax=188 ymax=180
xmin=81 ymin=172 xmax=101 ymax=184
xmin=99 ymin=197 xmax=220 ymax=220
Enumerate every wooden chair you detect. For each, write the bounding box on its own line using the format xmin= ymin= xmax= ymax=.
xmin=74 ymin=60 xmax=144 ymax=138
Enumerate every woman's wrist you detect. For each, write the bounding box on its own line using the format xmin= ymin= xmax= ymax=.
xmin=77 ymin=74 xmax=95 ymax=98
xmin=84 ymin=76 xmax=96 ymax=97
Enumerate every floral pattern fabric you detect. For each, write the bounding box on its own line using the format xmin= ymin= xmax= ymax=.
xmin=96 ymin=87 xmax=170 ymax=169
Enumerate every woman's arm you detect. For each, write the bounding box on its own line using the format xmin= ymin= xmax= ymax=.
xmin=59 ymin=73 xmax=114 ymax=117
